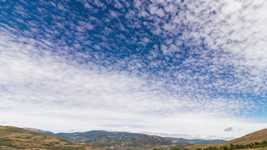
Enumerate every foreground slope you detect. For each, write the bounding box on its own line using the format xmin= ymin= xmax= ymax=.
xmin=0 ymin=126 xmax=94 ymax=150
xmin=186 ymin=128 xmax=267 ymax=150
xmin=230 ymin=129 xmax=267 ymax=145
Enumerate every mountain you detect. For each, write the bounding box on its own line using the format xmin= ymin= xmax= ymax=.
xmin=0 ymin=126 xmax=97 ymax=150
xmin=4 ymin=125 xmax=267 ymax=150
xmin=56 ymin=130 xmax=225 ymax=150
xmin=57 ymin=130 xmax=171 ymax=144
xmin=0 ymin=125 xmax=226 ymax=150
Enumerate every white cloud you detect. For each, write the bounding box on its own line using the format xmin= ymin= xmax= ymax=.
xmin=1 ymin=0 xmax=267 ymax=139
xmin=134 ymin=0 xmax=267 ymax=96
xmin=0 ymin=31 xmax=266 ymax=139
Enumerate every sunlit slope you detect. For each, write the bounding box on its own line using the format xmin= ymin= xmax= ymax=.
xmin=230 ymin=129 xmax=267 ymax=145
xmin=185 ymin=129 xmax=267 ymax=150
xmin=0 ymin=126 xmax=93 ymax=150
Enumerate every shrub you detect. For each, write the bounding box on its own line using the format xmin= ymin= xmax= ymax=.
xmin=170 ymin=146 xmax=181 ymax=150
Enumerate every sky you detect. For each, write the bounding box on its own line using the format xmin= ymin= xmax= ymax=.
xmin=0 ymin=0 xmax=267 ymax=140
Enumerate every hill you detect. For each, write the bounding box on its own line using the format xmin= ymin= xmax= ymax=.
xmin=56 ymin=130 xmax=224 ymax=150
xmin=185 ymin=128 xmax=267 ymax=150
xmin=0 ymin=126 xmax=96 ymax=150
xmin=57 ymin=130 xmax=172 ymax=149
xmin=230 ymin=128 xmax=267 ymax=145
xmin=1 ymin=125 xmax=267 ymax=150
xmin=0 ymin=125 xmax=227 ymax=150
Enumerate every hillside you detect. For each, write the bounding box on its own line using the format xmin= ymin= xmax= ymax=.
xmin=4 ymin=125 xmax=267 ymax=150
xmin=185 ymin=129 xmax=267 ymax=150
xmin=0 ymin=126 xmax=96 ymax=150
xmin=230 ymin=128 xmax=267 ymax=145
xmin=0 ymin=125 xmax=226 ymax=150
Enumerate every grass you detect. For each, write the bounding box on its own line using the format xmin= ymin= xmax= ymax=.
xmin=184 ymin=141 xmax=267 ymax=150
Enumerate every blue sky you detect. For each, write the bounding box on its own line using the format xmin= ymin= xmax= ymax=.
xmin=0 ymin=0 xmax=267 ymax=139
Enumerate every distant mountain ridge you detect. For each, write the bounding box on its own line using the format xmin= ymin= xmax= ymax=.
xmin=56 ymin=130 xmax=225 ymax=147
xmin=57 ymin=130 xmax=172 ymax=146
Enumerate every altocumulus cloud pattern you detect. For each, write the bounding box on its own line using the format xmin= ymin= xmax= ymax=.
xmin=0 ymin=0 xmax=267 ymax=139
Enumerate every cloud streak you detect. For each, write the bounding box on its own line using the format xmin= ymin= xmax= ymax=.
xmin=0 ymin=0 xmax=267 ymax=139
xmin=0 ymin=30 xmax=265 ymax=139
